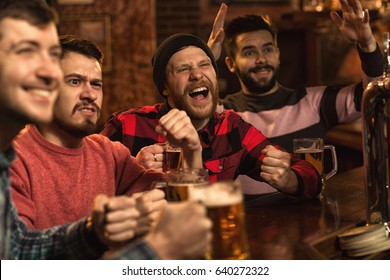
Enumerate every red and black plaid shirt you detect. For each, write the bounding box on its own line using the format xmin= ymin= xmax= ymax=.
xmin=101 ymin=102 xmax=321 ymax=200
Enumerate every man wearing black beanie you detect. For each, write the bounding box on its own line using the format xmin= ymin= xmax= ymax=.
xmin=152 ymin=33 xmax=218 ymax=97
xmin=101 ymin=33 xmax=322 ymax=201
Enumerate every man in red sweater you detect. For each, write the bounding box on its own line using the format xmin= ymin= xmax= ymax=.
xmin=9 ymin=35 xmax=203 ymax=239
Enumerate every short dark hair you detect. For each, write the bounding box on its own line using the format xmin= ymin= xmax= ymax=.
xmin=224 ymin=14 xmax=277 ymax=59
xmin=59 ymin=34 xmax=104 ymax=67
xmin=0 ymin=0 xmax=58 ymax=37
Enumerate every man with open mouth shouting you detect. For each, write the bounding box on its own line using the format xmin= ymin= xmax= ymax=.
xmin=101 ymin=33 xmax=322 ymax=201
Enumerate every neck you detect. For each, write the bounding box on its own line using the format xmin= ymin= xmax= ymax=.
xmin=36 ymin=124 xmax=83 ymax=148
xmin=242 ymin=82 xmax=280 ymax=96
xmin=192 ymin=118 xmax=210 ymax=132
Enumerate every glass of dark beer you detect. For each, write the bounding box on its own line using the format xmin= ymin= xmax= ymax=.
xmin=164 ymin=143 xmax=183 ymax=172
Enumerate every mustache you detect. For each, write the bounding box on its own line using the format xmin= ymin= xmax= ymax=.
xmin=185 ymin=82 xmax=209 ymax=92
xmin=72 ymin=101 xmax=101 ymax=115
xmin=249 ymin=65 xmax=274 ymax=73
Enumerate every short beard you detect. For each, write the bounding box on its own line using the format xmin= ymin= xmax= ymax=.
xmin=52 ymin=117 xmax=97 ymax=138
xmin=236 ymin=65 xmax=278 ymax=94
xmin=183 ymin=100 xmax=217 ymax=121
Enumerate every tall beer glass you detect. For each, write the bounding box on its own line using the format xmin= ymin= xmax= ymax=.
xmin=165 ymin=168 xmax=208 ymax=201
xmin=189 ymin=181 xmax=250 ymax=260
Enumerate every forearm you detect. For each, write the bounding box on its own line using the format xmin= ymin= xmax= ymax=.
xmin=11 ymin=213 xmax=105 ymax=259
xmin=104 ymin=238 xmax=160 ymax=260
xmin=288 ymin=162 xmax=322 ymax=201
xmin=358 ymin=42 xmax=385 ymax=79
xmin=357 ymin=34 xmax=377 ymax=53
xmin=182 ymin=146 xmax=203 ymax=169
xmin=277 ymin=170 xmax=300 ymax=195
xmin=58 ymin=217 xmax=107 ymax=259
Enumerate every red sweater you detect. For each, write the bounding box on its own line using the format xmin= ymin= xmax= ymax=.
xmin=10 ymin=125 xmax=163 ymax=229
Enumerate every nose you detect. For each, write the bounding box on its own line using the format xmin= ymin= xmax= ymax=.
xmin=189 ymin=66 xmax=204 ymax=81
xmin=36 ymin=58 xmax=63 ymax=87
xmin=255 ymin=52 xmax=267 ymax=64
xmin=80 ymin=84 xmax=98 ymax=102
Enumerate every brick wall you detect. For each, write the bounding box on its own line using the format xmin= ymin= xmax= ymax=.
xmin=156 ymin=0 xmax=201 ymax=44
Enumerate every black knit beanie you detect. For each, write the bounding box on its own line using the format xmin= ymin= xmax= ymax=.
xmin=152 ymin=33 xmax=218 ymax=97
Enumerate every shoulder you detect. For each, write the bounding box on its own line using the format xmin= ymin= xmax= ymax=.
xmin=13 ymin=126 xmax=34 ymax=147
xmin=214 ymin=110 xmax=250 ymax=127
xmin=220 ymin=92 xmax=245 ymax=110
xmin=114 ymin=104 xmax=163 ymax=119
xmin=12 ymin=125 xmax=46 ymax=158
xmin=85 ymin=135 xmax=133 ymax=161
xmin=86 ymin=134 xmax=128 ymax=150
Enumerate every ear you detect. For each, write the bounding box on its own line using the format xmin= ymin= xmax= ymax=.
xmin=276 ymin=47 xmax=281 ymax=67
xmin=225 ymin=56 xmax=235 ymax=74
xmin=162 ymin=86 xmax=169 ymax=98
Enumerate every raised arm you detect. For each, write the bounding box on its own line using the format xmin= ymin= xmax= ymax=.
xmin=207 ymin=3 xmax=228 ymax=60
xmin=155 ymin=109 xmax=203 ymax=170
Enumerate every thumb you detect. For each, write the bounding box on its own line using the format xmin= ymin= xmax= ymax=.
xmin=262 ymin=145 xmax=276 ymax=154
xmin=330 ymin=11 xmax=342 ymax=28
xmin=91 ymin=194 xmax=109 ymax=234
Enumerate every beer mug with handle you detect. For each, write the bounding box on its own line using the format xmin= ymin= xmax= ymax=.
xmin=189 ymin=181 xmax=250 ymax=260
xmin=157 ymin=142 xmax=183 ymax=172
xmin=293 ymin=138 xmax=338 ymax=192
xmin=152 ymin=168 xmax=209 ymax=202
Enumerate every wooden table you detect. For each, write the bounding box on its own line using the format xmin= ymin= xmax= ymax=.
xmin=243 ymin=166 xmax=390 ymax=259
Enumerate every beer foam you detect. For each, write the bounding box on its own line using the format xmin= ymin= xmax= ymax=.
xmin=165 ymin=147 xmax=181 ymax=152
xmin=294 ymin=148 xmax=322 ymax=153
xmin=190 ymin=183 xmax=242 ymax=207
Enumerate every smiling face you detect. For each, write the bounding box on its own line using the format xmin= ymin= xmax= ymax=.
xmin=226 ymin=30 xmax=280 ymax=95
xmin=163 ymin=46 xmax=218 ymax=123
xmin=0 ymin=18 xmax=62 ymax=126
xmin=52 ymin=52 xmax=103 ymax=138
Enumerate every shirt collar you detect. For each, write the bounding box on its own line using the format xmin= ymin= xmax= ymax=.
xmin=161 ymin=101 xmax=171 ymax=116
xmin=198 ymin=113 xmax=216 ymax=145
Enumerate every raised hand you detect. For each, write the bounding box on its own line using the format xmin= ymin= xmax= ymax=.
xmin=155 ymin=109 xmax=203 ymax=169
xmin=207 ymin=3 xmax=228 ymax=60
xmin=330 ymin=0 xmax=376 ymax=52
xmin=260 ymin=145 xmax=299 ymax=194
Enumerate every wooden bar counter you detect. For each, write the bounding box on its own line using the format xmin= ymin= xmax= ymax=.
xmin=243 ymin=166 xmax=390 ymax=259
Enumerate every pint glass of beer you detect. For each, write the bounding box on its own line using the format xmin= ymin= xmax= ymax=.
xmin=189 ymin=181 xmax=250 ymax=260
xmin=165 ymin=168 xmax=209 ymax=201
